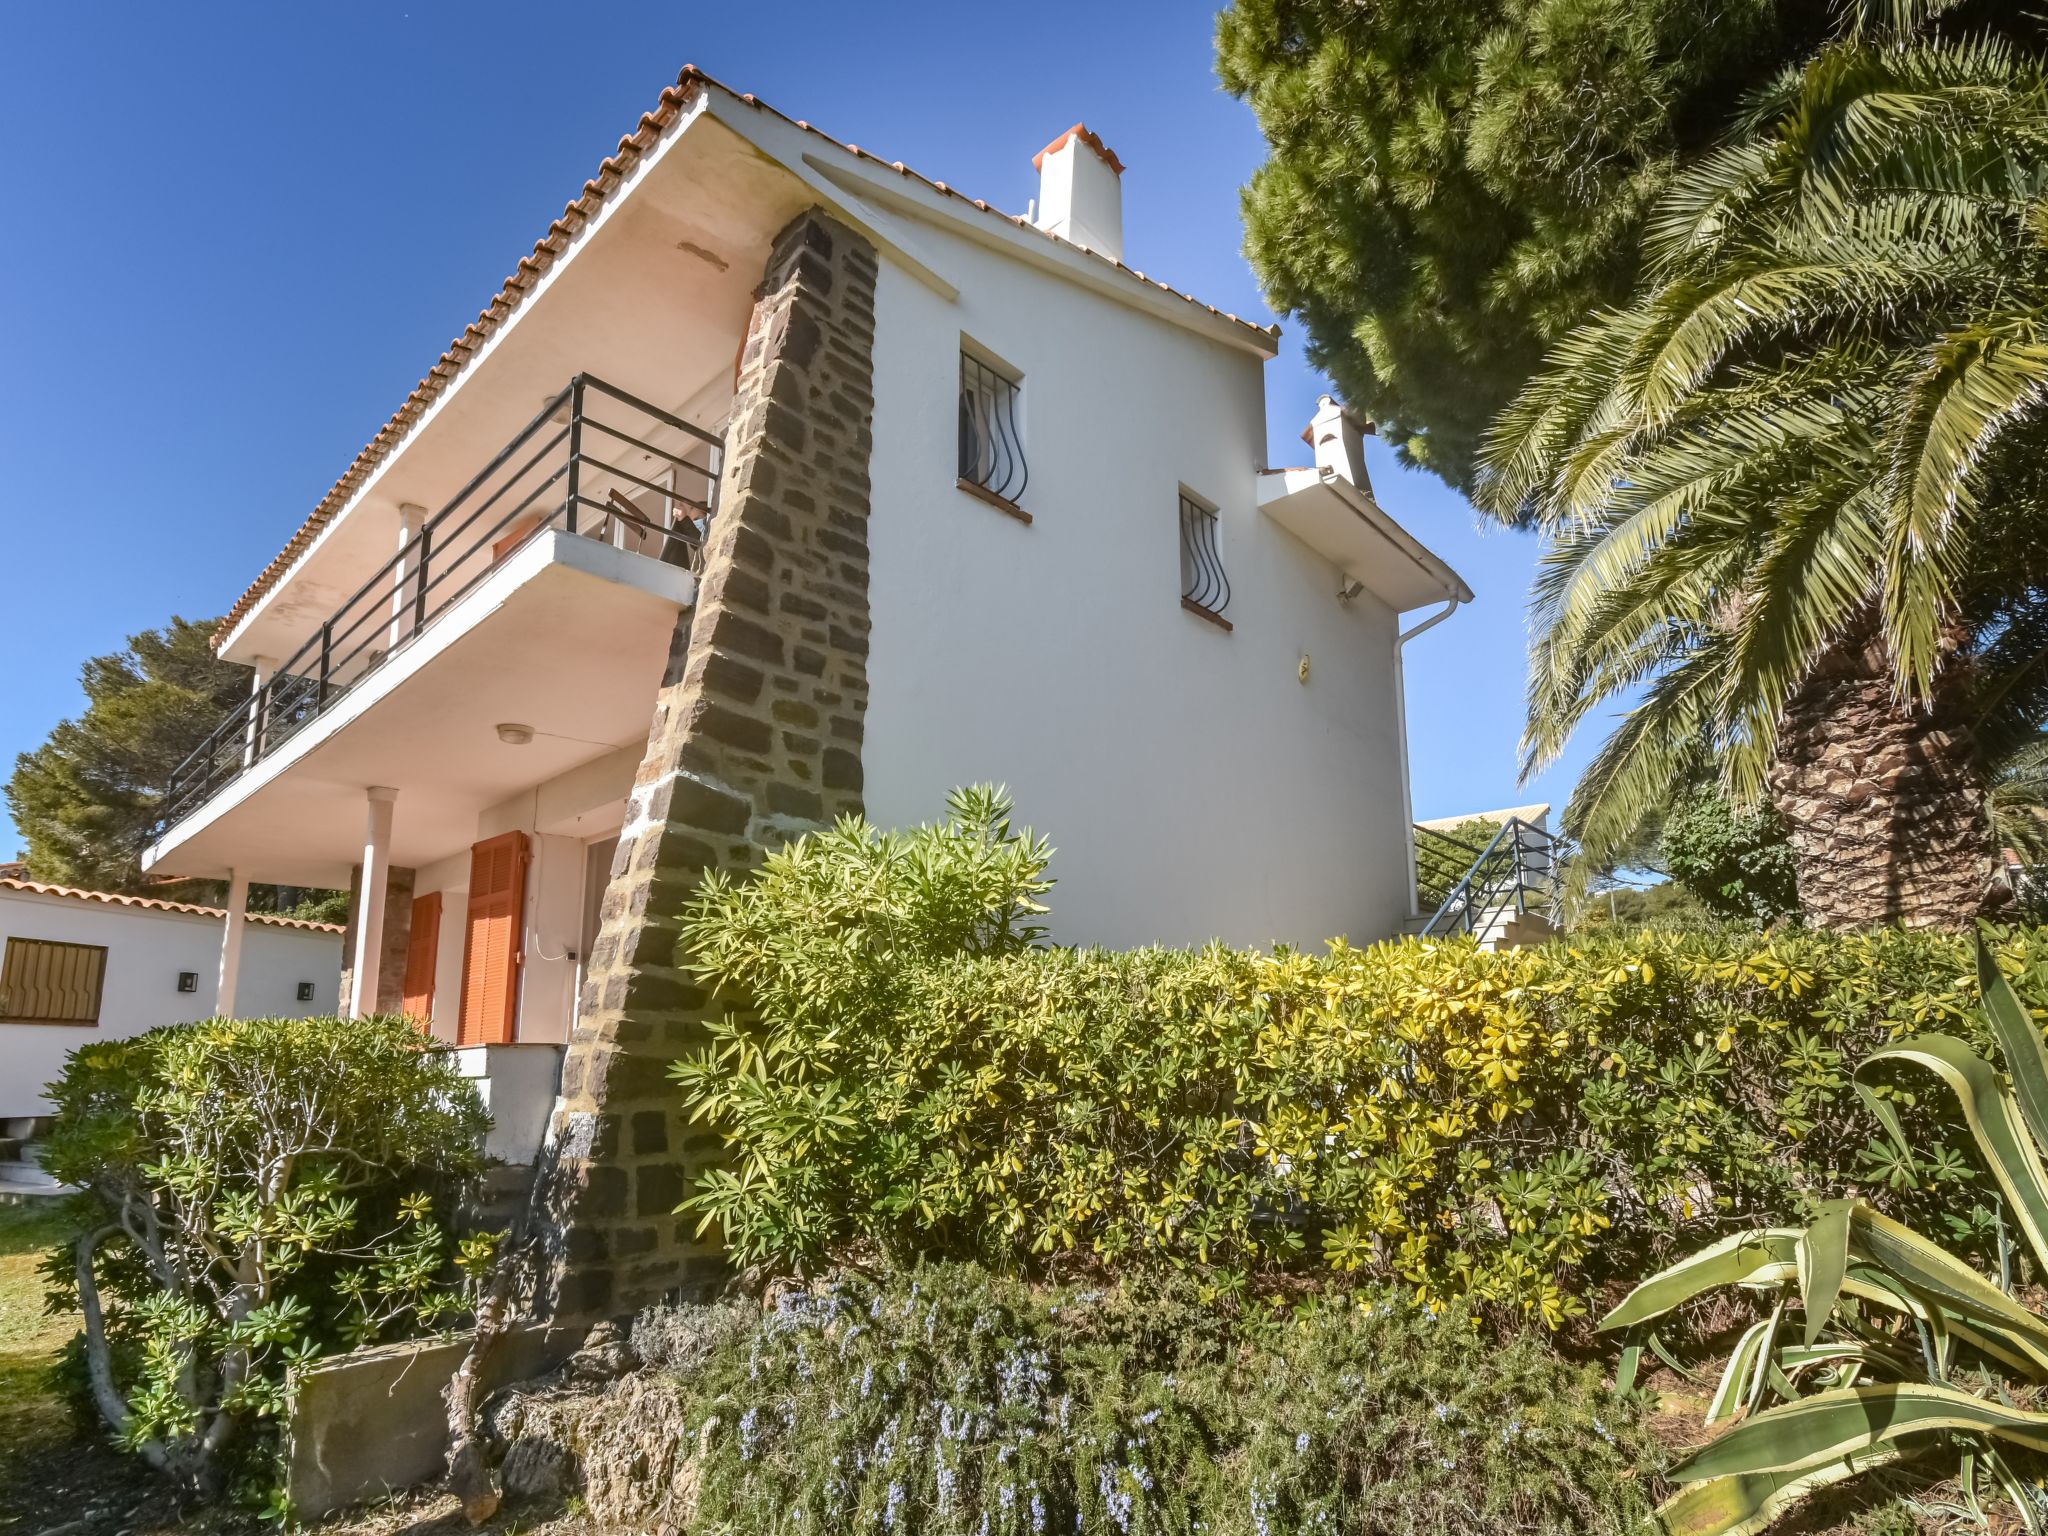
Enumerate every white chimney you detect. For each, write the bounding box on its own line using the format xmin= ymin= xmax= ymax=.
xmin=1303 ymin=395 xmax=1373 ymax=492
xmin=1033 ymin=124 xmax=1124 ymax=263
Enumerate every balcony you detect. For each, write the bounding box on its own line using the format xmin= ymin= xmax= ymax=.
xmin=154 ymin=376 xmax=721 ymax=848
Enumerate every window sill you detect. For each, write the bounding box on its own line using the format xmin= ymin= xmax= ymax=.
xmin=1181 ymin=597 xmax=1233 ymax=632
xmin=956 ymin=478 xmax=1031 ymax=525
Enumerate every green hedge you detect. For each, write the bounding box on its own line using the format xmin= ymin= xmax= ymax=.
xmin=671 ymin=794 xmax=2043 ymax=1325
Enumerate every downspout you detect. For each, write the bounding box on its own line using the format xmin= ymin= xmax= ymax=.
xmin=1395 ymin=595 xmax=1464 ymax=919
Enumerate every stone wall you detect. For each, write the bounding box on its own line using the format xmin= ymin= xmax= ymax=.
xmin=337 ymin=862 xmax=415 ymax=1014
xmin=529 ymin=208 xmax=878 ymax=1319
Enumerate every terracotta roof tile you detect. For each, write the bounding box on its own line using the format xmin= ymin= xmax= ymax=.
xmin=0 ymin=878 xmax=346 ymax=934
xmin=217 ymin=67 xmax=1277 ymax=644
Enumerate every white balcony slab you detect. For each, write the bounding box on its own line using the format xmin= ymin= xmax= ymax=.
xmin=1256 ymin=467 xmax=1470 ymax=613
xmin=143 ymin=530 xmax=692 ymax=887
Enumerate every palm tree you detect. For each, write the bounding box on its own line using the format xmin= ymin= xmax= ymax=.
xmin=1473 ymin=2 xmax=2048 ymax=930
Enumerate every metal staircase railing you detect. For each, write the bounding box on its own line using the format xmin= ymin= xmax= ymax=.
xmin=1413 ymin=817 xmax=1563 ymax=940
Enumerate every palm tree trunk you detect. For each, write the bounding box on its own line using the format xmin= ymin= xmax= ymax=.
xmin=1767 ymin=618 xmax=1990 ymax=930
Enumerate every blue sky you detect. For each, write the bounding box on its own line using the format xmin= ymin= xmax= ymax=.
xmin=0 ymin=1 xmax=1602 ymax=859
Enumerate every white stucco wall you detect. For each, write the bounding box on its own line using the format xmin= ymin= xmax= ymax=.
xmin=859 ymin=220 xmax=1416 ymax=951
xmin=408 ymin=749 xmax=636 ymax=1045
xmin=0 ymin=887 xmax=343 ymax=1117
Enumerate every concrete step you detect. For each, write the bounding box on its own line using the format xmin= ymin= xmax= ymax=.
xmin=0 ymin=1148 xmax=69 ymax=1198
xmin=1487 ymin=912 xmax=1558 ymax=951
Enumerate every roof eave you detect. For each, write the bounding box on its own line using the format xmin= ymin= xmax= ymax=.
xmin=799 ymin=149 xmax=1279 ymax=358
xmin=215 ymin=64 xmax=1281 ymax=646
xmin=1256 ymin=467 xmax=1471 ymax=610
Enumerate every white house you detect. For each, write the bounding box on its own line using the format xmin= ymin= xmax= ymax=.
xmin=137 ymin=70 xmax=1469 ymax=1158
xmin=0 ymin=879 xmax=343 ymax=1119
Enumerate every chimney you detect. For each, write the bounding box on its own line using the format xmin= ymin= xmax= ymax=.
xmin=1033 ymin=124 xmax=1125 ymax=263
xmin=1303 ymin=395 xmax=1373 ymax=492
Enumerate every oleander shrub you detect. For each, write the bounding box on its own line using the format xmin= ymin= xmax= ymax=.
xmin=673 ymin=791 xmax=2048 ymax=1328
xmin=39 ymin=1013 xmax=496 ymax=1502
xmin=660 ymin=1262 xmax=1662 ymax=1536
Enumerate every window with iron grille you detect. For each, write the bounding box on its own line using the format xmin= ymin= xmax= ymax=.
xmin=1179 ymin=491 xmax=1231 ymax=625
xmin=0 ymin=936 xmax=106 ymax=1025
xmin=958 ymin=351 xmax=1027 ymax=508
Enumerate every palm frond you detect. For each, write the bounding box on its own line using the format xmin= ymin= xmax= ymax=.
xmin=1481 ymin=18 xmax=2048 ymax=880
xmin=1882 ymin=317 xmax=2048 ymax=700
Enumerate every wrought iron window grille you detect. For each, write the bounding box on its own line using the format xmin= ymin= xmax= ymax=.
xmin=958 ymin=351 xmax=1027 ymax=506
xmin=1179 ymin=492 xmax=1230 ymax=622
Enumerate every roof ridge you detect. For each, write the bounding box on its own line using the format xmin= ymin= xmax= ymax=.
xmin=216 ymin=65 xmax=1276 ymax=645
xmin=0 ymin=877 xmax=347 ymax=934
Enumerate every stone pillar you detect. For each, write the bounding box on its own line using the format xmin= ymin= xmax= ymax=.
xmin=346 ymin=788 xmax=401 ymax=1018
xmin=530 ymin=208 xmax=877 ymax=1319
xmin=338 ymin=860 xmax=416 ymax=1016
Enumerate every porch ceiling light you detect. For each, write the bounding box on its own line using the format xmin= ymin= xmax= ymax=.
xmin=496 ymin=722 xmax=535 ymax=746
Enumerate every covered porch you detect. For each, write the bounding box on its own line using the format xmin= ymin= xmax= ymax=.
xmin=142 ymin=524 xmax=688 ymax=1155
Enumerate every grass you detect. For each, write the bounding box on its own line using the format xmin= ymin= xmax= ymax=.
xmin=0 ymin=1198 xmax=86 ymax=1480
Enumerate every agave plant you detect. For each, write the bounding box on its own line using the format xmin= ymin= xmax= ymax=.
xmin=1604 ymin=937 xmax=2048 ymax=1533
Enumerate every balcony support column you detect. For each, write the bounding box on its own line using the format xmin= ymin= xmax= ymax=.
xmin=389 ymin=503 xmax=428 ymax=652
xmin=347 ymin=787 xmax=400 ymax=1018
xmin=242 ymin=657 xmax=275 ymax=770
xmin=216 ymin=867 xmax=249 ymax=1018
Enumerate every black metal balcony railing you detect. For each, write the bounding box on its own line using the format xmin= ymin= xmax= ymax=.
xmin=155 ymin=375 xmax=723 ymax=840
xmin=1414 ymin=817 xmax=1562 ymax=938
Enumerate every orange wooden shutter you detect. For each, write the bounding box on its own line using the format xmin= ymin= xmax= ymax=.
xmin=457 ymin=831 xmax=529 ymax=1046
xmin=400 ymin=891 xmax=442 ymax=1025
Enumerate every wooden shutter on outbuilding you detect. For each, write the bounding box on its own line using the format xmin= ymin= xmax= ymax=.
xmin=400 ymin=890 xmax=442 ymax=1025
xmin=457 ymin=832 xmax=529 ymax=1046
xmin=0 ymin=937 xmax=106 ymax=1024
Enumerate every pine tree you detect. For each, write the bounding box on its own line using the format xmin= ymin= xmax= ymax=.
xmin=1218 ymin=0 xmax=1840 ymax=490
xmin=7 ymin=618 xmax=249 ymax=896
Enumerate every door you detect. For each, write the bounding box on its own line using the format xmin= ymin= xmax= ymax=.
xmin=457 ymin=831 xmax=529 ymax=1046
xmin=400 ymin=890 xmax=442 ymax=1026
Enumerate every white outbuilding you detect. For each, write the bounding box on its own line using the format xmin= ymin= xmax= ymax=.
xmin=0 ymin=878 xmax=343 ymax=1120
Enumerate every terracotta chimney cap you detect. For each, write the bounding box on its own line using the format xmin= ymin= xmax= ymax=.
xmin=1300 ymin=394 xmax=1374 ymax=444
xmin=1034 ymin=124 xmax=1125 ymax=176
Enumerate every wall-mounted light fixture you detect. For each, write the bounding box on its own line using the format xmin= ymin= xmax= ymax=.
xmin=296 ymin=982 xmax=316 ymax=1002
xmin=177 ymin=971 xmax=198 ymax=994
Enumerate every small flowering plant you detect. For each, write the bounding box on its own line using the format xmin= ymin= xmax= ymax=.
xmin=658 ymin=1263 xmax=1660 ymax=1535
